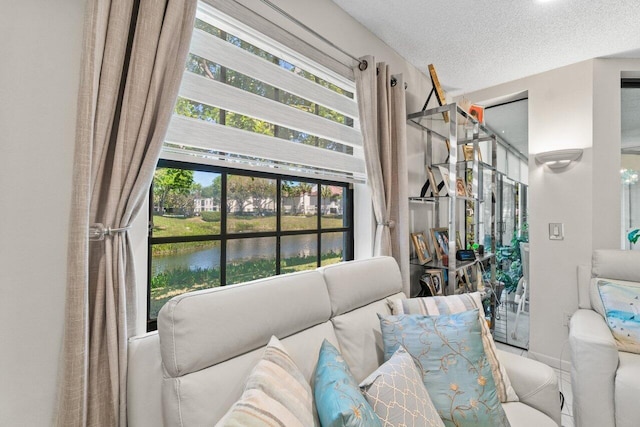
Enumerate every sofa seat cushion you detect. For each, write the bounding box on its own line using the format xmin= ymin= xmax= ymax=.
xmin=389 ymin=293 xmax=518 ymax=403
xmin=615 ymin=352 xmax=640 ymax=427
xmin=501 ymin=402 xmax=557 ymax=427
xmin=379 ymin=310 xmax=510 ymax=427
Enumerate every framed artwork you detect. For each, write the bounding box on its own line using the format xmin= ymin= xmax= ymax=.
xmin=456 ymin=178 xmax=467 ymax=197
xmin=419 ymin=274 xmax=436 ymax=297
xmin=411 ymin=232 xmax=432 ymax=264
xmin=437 ymin=165 xmax=452 ymax=196
xmin=420 ymin=166 xmax=443 ymax=198
xmin=456 ymin=231 xmax=463 ymax=250
xmin=430 ymin=227 xmax=450 ymax=260
xmin=462 ymin=266 xmax=474 ymax=292
xmin=428 ymin=64 xmax=449 ymax=122
xmin=463 ymin=145 xmax=474 ymax=161
xmin=462 ymin=144 xmax=483 ymax=162
xmin=469 ymin=104 xmax=484 ymax=124
xmin=425 ymin=269 xmax=445 ymax=295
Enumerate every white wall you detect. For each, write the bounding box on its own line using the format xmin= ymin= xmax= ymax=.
xmin=464 ymin=58 xmax=640 ymax=368
xmin=0 ymin=0 xmax=86 ymax=425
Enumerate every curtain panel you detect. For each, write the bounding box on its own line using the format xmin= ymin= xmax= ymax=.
xmin=55 ymin=1 xmax=196 ymax=425
xmin=355 ymin=56 xmax=410 ymax=295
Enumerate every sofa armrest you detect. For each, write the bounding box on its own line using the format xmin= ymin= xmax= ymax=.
xmin=569 ymin=309 xmax=618 ymax=427
xmin=127 ymin=332 xmax=163 ymax=427
xmin=496 ymin=349 xmax=561 ymax=425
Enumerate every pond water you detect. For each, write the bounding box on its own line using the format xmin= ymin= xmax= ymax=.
xmin=152 ymin=233 xmax=343 ymax=274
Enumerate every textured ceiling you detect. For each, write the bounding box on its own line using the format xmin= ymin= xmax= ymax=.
xmin=331 ymin=0 xmax=640 ymax=95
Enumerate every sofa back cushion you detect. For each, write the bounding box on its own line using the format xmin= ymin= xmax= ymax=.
xmin=157 ymin=269 xmax=334 ymax=426
xmin=322 ymin=256 xmax=405 ymax=383
xmin=322 ymin=256 xmax=403 ymax=317
xmin=162 ymin=321 xmax=339 ymax=426
xmin=158 ymin=269 xmax=331 ymax=378
xmin=592 ymin=249 xmax=640 ymax=283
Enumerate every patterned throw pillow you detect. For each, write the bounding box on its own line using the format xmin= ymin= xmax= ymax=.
xmin=216 ymin=336 xmax=318 ymax=427
xmin=388 ymin=293 xmax=518 ymax=403
xmin=597 ymin=279 xmax=640 ymax=353
xmin=379 ymin=310 xmax=511 ymax=427
xmin=359 ymin=346 xmax=445 ymax=427
xmin=314 ymin=340 xmax=382 ymax=427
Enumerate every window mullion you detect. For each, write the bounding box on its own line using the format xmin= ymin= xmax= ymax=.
xmin=276 ymin=178 xmax=282 ymax=275
xmin=220 ymin=172 xmax=228 ymax=286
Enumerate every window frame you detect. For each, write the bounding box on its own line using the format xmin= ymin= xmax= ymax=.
xmin=146 ymin=158 xmax=354 ymax=331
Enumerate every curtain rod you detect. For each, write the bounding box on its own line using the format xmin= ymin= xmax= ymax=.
xmin=258 ymin=0 xmax=368 ymax=71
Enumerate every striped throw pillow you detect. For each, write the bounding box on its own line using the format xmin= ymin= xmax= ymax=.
xmin=216 ymin=336 xmax=318 ymax=427
xmin=388 ymin=293 xmax=518 ymax=403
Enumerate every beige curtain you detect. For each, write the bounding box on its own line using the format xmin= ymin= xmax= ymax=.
xmin=355 ymin=56 xmax=410 ymax=295
xmin=55 ymin=1 xmax=196 ymax=425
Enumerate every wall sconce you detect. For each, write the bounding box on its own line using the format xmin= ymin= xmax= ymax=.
xmin=535 ymin=149 xmax=583 ymax=170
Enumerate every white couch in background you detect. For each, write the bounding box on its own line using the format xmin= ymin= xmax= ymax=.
xmin=127 ymin=256 xmax=561 ymax=426
xmin=570 ymin=249 xmax=640 ymax=427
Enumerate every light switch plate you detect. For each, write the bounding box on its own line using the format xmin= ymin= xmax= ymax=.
xmin=549 ymin=223 xmax=564 ymax=240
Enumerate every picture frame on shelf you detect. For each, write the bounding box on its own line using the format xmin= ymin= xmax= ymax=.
xmin=463 ymin=145 xmax=474 ymax=161
xmin=437 ymin=165 xmax=453 ymax=196
xmin=419 ymin=166 xmax=444 ymax=197
xmin=456 ymin=230 xmax=464 ymax=250
xmin=456 ymin=178 xmax=467 ymax=197
xmin=427 ymin=166 xmax=442 ymax=196
xmin=463 ymin=144 xmax=483 ymax=162
xmin=411 ymin=232 xmax=432 ymax=264
xmin=419 ymin=274 xmax=436 ymax=297
xmin=425 ymin=269 xmax=445 ymax=295
xmin=462 ymin=265 xmax=474 ymax=291
xmin=428 ymin=64 xmax=449 ymax=122
xmin=430 ymin=227 xmax=450 ymax=260
xmin=469 ymin=104 xmax=484 ymax=124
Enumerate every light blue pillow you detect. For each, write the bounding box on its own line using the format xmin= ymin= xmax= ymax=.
xmin=597 ymin=279 xmax=640 ymax=353
xmin=379 ymin=309 xmax=510 ymax=427
xmin=314 ymin=340 xmax=382 ymax=427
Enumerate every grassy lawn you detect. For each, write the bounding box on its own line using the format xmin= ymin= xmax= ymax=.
xmin=152 ymin=214 xmax=345 ymax=238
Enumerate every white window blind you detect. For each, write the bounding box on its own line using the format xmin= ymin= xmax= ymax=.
xmin=162 ymin=2 xmax=365 ymax=183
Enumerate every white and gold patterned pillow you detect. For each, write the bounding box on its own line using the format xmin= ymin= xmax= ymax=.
xmin=360 ymin=346 xmax=445 ymax=427
xmin=388 ymin=293 xmax=518 ymax=403
xmin=216 ymin=336 xmax=318 ymax=427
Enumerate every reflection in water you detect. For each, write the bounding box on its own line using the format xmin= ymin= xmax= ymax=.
xmin=153 ymin=233 xmax=342 ymax=274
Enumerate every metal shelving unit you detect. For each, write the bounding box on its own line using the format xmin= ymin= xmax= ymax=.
xmin=407 ymin=102 xmax=499 ymax=297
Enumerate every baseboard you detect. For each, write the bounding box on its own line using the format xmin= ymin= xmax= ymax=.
xmin=528 ymin=350 xmax=572 ymax=372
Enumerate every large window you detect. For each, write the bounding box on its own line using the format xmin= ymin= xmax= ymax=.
xmin=146 ymin=3 xmax=362 ymax=330
xmin=147 ymin=161 xmax=353 ymax=330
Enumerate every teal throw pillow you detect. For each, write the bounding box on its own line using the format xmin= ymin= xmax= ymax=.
xmin=314 ymin=339 xmax=382 ymax=427
xmin=379 ymin=310 xmax=510 ymax=427
xmin=597 ymin=279 xmax=640 ymax=353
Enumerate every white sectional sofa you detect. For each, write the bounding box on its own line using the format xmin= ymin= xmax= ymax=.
xmin=127 ymin=256 xmax=561 ymax=426
xmin=570 ymin=249 xmax=640 ymax=427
